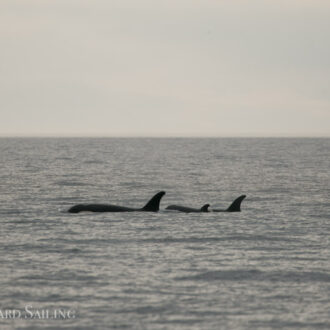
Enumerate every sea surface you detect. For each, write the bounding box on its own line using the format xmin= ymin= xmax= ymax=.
xmin=0 ymin=138 xmax=329 ymax=330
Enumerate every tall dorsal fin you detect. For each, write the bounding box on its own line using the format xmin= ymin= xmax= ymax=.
xmin=142 ymin=191 xmax=166 ymax=212
xmin=201 ymin=204 xmax=210 ymax=212
xmin=226 ymin=195 xmax=246 ymax=212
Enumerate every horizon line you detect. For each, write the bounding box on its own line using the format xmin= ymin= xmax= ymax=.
xmin=0 ymin=135 xmax=329 ymax=139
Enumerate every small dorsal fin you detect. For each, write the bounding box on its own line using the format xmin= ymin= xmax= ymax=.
xmin=201 ymin=204 xmax=210 ymax=212
xmin=142 ymin=191 xmax=166 ymax=211
xmin=226 ymin=195 xmax=246 ymax=212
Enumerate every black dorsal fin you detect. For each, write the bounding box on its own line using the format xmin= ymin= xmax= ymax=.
xmin=226 ymin=195 xmax=246 ymax=212
xmin=142 ymin=191 xmax=166 ymax=212
xmin=201 ymin=204 xmax=210 ymax=212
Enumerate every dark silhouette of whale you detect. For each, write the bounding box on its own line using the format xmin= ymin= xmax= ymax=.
xmin=212 ymin=195 xmax=246 ymax=212
xmin=165 ymin=195 xmax=246 ymax=213
xmin=166 ymin=204 xmax=210 ymax=213
xmin=68 ymin=191 xmax=165 ymax=213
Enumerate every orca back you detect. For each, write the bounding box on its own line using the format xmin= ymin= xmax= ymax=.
xmin=200 ymin=204 xmax=210 ymax=212
xmin=142 ymin=191 xmax=166 ymax=212
xmin=226 ymin=195 xmax=246 ymax=212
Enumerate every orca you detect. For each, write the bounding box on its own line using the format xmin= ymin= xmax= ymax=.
xmin=68 ymin=191 xmax=166 ymax=213
xmin=211 ymin=195 xmax=246 ymax=212
xmin=166 ymin=204 xmax=210 ymax=213
xmin=165 ymin=195 xmax=246 ymax=213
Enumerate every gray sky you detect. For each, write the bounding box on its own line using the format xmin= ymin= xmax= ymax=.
xmin=1 ymin=0 xmax=329 ymax=137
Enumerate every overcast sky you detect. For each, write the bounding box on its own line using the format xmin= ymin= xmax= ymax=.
xmin=1 ymin=0 xmax=329 ymax=137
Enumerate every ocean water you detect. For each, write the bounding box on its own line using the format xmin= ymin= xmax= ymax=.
xmin=0 ymin=137 xmax=329 ymax=330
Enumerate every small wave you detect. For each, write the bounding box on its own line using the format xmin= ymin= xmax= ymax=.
xmin=0 ymin=209 xmax=22 ymax=215
xmin=83 ymin=160 xmax=104 ymax=164
xmin=141 ymin=237 xmax=225 ymax=244
xmin=175 ymin=269 xmax=330 ymax=283
xmin=116 ymin=304 xmax=175 ymax=315
xmin=16 ymin=271 xmax=102 ymax=283
xmin=250 ymin=320 xmax=330 ymax=329
xmin=54 ymin=180 xmax=88 ymax=187
xmin=225 ymin=234 xmax=297 ymax=242
xmin=55 ymin=156 xmax=73 ymax=161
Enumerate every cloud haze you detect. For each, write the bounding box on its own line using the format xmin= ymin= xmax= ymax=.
xmin=1 ymin=0 xmax=329 ymax=136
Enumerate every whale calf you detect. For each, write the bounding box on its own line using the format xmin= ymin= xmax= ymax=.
xmin=211 ymin=195 xmax=246 ymax=212
xmin=166 ymin=204 xmax=210 ymax=213
xmin=68 ymin=191 xmax=165 ymax=213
